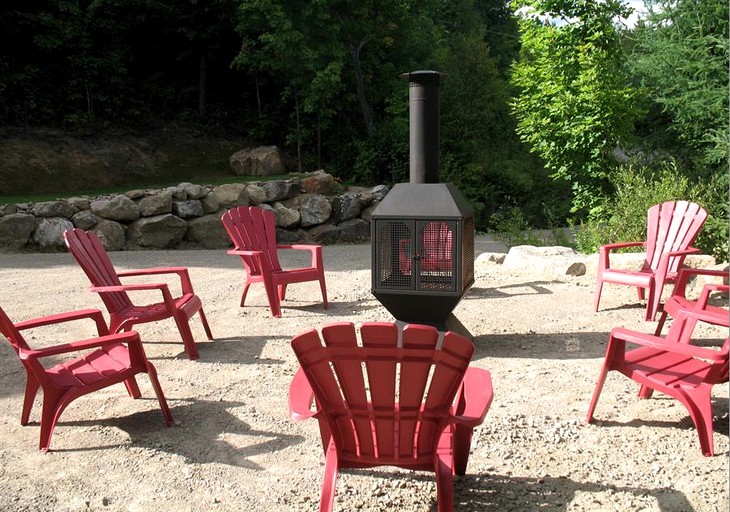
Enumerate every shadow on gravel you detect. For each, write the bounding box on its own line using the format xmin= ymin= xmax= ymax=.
xmin=466 ymin=281 xmax=554 ymax=299
xmin=472 ymin=332 xmax=609 ymax=360
xmin=453 ymin=473 xmax=695 ymax=511
xmin=193 ymin=335 xmax=288 ymax=365
xmin=53 ymin=399 xmax=305 ymax=469
xmin=591 ymin=395 xmax=729 ymax=445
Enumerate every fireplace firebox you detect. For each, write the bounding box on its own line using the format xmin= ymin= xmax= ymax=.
xmin=370 ymin=71 xmax=475 ymax=334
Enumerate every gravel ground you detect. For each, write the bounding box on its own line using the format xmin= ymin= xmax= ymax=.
xmin=0 ymin=240 xmax=727 ymax=512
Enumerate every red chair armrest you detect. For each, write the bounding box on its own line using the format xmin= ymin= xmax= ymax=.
xmin=671 ymin=267 xmax=729 ymax=298
xmin=289 ymin=368 xmax=319 ymax=421
xmin=14 ymin=309 xmax=109 ymax=336
xmin=611 ymin=328 xmax=727 ymax=361
xmin=453 ymin=367 xmax=494 ymax=428
xmin=19 ymin=331 xmax=139 ymax=361
xmin=600 ymin=241 xmax=645 ymax=253
xmin=277 ymin=244 xmax=324 ymax=268
xmin=277 ymin=244 xmax=322 ymax=251
xmin=116 ymin=267 xmax=195 ymax=295
xmin=90 ymin=283 xmax=176 ymax=309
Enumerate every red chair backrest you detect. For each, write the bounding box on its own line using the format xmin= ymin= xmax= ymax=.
xmin=221 ymin=207 xmax=283 ymax=274
xmin=291 ymin=322 xmax=474 ymax=466
xmin=63 ymin=229 xmax=132 ymax=313
xmin=644 ymin=201 xmax=707 ymax=273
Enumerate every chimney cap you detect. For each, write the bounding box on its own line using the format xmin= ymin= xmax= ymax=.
xmin=399 ymin=70 xmax=447 ymax=81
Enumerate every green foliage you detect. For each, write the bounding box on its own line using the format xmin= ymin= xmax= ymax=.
xmin=489 ymin=206 xmax=545 ymax=248
xmin=510 ymin=0 xmax=644 ymax=218
xmin=629 ymin=0 xmax=729 ymax=176
xmin=574 ymin=160 xmax=728 ymax=262
xmin=693 ymin=172 xmax=729 ymax=263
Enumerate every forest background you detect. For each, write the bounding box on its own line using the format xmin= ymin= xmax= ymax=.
xmin=0 ymin=0 xmax=727 ymax=260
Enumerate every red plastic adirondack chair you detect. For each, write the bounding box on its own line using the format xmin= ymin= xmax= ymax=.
xmin=0 ymin=306 xmax=172 ymax=451
xmin=586 ymin=290 xmax=729 ymax=456
xmin=594 ymin=200 xmax=708 ymax=321
xmin=289 ymin=322 xmax=493 ymax=511
xmin=221 ymin=206 xmax=328 ymax=317
xmin=654 ymin=267 xmax=729 ymax=336
xmin=63 ymin=228 xmax=213 ymax=360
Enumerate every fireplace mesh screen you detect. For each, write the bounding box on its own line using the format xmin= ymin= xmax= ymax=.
xmin=374 ymin=219 xmax=463 ymax=293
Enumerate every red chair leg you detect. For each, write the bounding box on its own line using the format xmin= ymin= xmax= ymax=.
xmin=21 ymin=376 xmax=40 ymax=425
xmin=146 ymin=362 xmax=174 ymax=426
xmin=38 ymin=389 xmax=70 ymax=451
xmin=680 ymin=389 xmax=715 ymax=457
xmin=434 ymin=454 xmax=455 ymax=512
xmin=646 ymin=284 xmax=661 ymax=321
xmin=319 ymin=441 xmax=339 ymax=512
xmin=198 ymin=308 xmax=213 ymax=340
xmin=452 ymin=424 xmax=473 ymax=476
xmin=593 ymin=280 xmax=604 ymax=312
xmin=586 ymin=365 xmax=610 ymax=423
xmin=319 ymin=275 xmax=328 ymax=310
xmin=263 ymin=279 xmax=282 ymax=318
xmin=240 ymin=282 xmax=252 ymax=307
xmin=123 ymin=376 xmax=142 ymax=398
xmin=173 ymin=314 xmax=199 ymax=360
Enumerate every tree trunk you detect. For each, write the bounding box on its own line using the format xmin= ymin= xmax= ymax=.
xmin=198 ymin=52 xmax=207 ymax=117
xmin=351 ymin=36 xmax=374 ymax=136
xmin=294 ymin=86 xmax=302 ymax=172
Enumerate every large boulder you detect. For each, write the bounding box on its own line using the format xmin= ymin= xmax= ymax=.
xmin=33 ymin=200 xmax=75 ymax=218
xmin=138 ymin=191 xmax=173 ymax=216
xmin=92 ymin=219 xmax=126 ymax=251
xmin=180 ymin=182 xmax=209 ymax=200
xmin=186 ymin=214 xmax=230 ymax=249
xmin=229 ymin=146 xmax=286 ymax=177
xmin=71 ymin=210 xmax=99 ymax=230
xmin=91 ymin=195 xmax=140 ymax=222
xmin=127 ymin=214 xmax=187 ymax=249
xmin=245 ymin=184 xmax=267 ymax=205
xmin=307 ymin=223 xmax=340 ymax=245
xmin=337 ymin=218 xmax=370 ymax=242
xmin=300 ymin=171 xmax=336 ymax=195
xmin=263 ymin=179 xmax=298 ymax=202
xmin=212 ymin=183 xmax=248 ymax=209
xmin=273 ymin=202 xmax=300 ymax=228
xmin=503 ymin=245 xmax=586 ymax=276
xmin=32 ymin=217 xmax=74 ymax=251
xmin=0 ymin=214 xmax=37 ymax=251
xmin=330 ymin=193 xmax=362 ymax=223
xmin=294 ymin=195 xmax=332 ymax=227
xmin=172 ymin=200 xmax=204 ymax=219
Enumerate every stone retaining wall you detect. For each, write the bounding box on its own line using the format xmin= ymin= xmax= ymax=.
xmin=0 ymin=171 xmax=387 ymax=252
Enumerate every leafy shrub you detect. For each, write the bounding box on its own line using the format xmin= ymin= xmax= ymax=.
xmin=575 ymin=160 xmax=728 ymax=262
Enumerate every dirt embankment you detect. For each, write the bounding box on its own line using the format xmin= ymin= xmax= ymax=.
xmin=0 ymin=127 xmax=245 ymax=196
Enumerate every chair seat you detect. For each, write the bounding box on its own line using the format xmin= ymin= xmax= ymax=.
xmin=47 ymin=343 xmax=132 ymax=387
xmin=625 ymin=347 xmax=715 ymax=389
xmin=122 ymin=293 xmax=199 ymax=319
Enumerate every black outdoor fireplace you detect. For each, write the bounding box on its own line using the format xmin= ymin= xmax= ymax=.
xmin=370 ymin=71 xmax=475 ymax=335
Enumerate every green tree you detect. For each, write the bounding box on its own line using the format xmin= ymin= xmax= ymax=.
xmin=510 ymin=0 xmax=643 ymax=218
xmin=629 ymin=0 xmax=729 ymax=175
xmin=234 ymin=0 xmax=438 ymax=172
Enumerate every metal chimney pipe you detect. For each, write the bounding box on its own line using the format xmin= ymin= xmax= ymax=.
xmin=400 ymin=70 xmax=442 ymax=184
